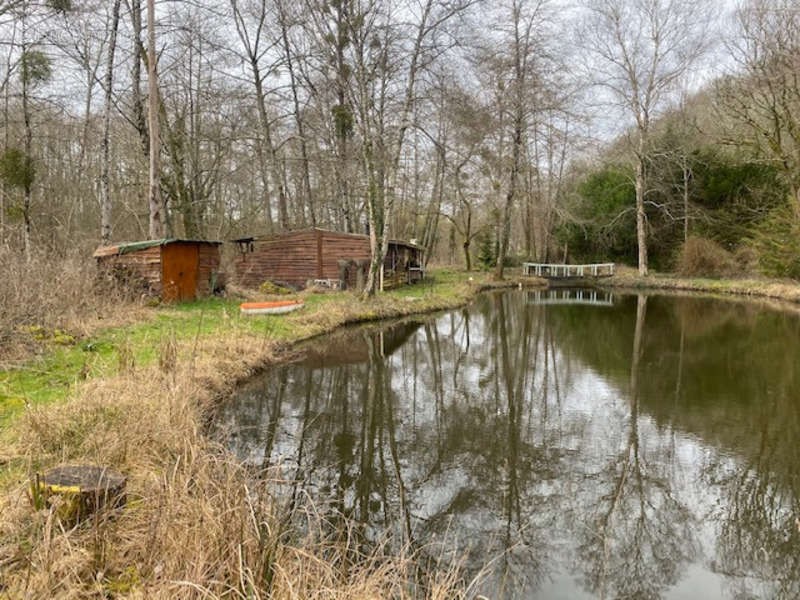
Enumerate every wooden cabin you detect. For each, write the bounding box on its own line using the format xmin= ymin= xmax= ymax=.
xmin=233 ymin=228 xmax=424 ymax=290
xmin=93 ymin=239 xmax=222 ymax=302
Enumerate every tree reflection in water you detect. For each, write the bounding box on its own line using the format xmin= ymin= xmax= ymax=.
xmin=575 ymin=295 xmax=696 ymax=600
xmin=217 ymin=291 xmax=800 ymax=599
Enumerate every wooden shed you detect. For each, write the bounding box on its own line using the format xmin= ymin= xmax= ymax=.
xmin=233 ymin=228 xmax=424 ymax=290
xmin=93 ymin=239 xmax=222 ymax=302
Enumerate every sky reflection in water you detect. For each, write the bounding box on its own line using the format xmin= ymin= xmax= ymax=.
xmin=217 ymin=290 xmax=800 ymax=599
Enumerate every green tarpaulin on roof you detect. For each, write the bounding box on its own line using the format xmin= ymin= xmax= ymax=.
xmin=115 ymin=239 xmax=172 ymax=255
xmin=105 ymin=239 xmax=221 ymax=255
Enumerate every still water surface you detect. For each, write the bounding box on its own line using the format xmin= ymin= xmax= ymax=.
xmin=218 ymin=290 xmax=800 ymax=599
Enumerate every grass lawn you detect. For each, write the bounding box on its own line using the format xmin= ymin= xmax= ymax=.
xmin=0 ymin=268 xmax=515 ymax=429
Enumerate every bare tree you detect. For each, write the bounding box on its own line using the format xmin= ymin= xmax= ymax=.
xmin=18 ymin=3 xmax=52 ymax=258
xmin=581 ymin=0 xmax=712 ymax=275
xmin=276 ymin=0 xmax=315 ymax=226
xmin=352 ymin=0 xmax=475 ymax=296
xmin=720 ymin=0 xmax=800 ymax=215
xmin=101 ymin=0 xmax=122 ymax=245
xmin=230 ymin=0 xmax=286 ymax=232
xmin=477 ymin=0 xmax=550 ymax=280
xmin=147 ymin=0 xmax=164 ymax=238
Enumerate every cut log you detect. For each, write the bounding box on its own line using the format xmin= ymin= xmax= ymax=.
xmin=34 ymin=465 xmax=126 ymax=524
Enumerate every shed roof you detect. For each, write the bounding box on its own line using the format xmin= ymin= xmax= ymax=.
xmin=93 ymin=238 xmax=222 ymax=258
xmin=234 ymin=228 xmax=424 ymax=252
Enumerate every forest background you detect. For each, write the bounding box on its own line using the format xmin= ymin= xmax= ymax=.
xmin=1 ymin=0 xmax=799 ymax=291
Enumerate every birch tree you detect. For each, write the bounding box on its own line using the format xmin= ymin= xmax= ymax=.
xmin=147 ymin=0 xmax=164 ymax=239
xmin=101 ymin=0 xmax=122 ymax=245
xmin=357 ymin=0 xmax=476 ymax=296
xmin=581 ymin=0 xmax=712 ymax=275
xmin=480 ymin=0 xmax=550 ymax=280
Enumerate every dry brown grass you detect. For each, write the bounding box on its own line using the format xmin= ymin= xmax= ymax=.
xmin=603 ymin=264 xmax=800 ymax=304
xmin=0 ymin=332 xmax=484 ymax=599
xmin=0 ymin=246 xmax=148 ymax=362
xmin=0 ymin=272 xmax=534 ymax=599
xmin=675 ymin=237 xmax=737 ymax=278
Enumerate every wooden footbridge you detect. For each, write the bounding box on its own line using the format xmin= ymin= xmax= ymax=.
xmin=526 ymin=289 xmax=615 ymax=307
xmin=523 ymin=262 xmax=615 ymax=280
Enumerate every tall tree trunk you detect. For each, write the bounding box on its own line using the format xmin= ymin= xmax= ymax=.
xmin=146 ymin=0 xmax=163 ymax=238
xmin=254 ymin=141 xmax=273 ymax=230
xmin=363 ymin=0 xmax=434 ymax=296
xmin=421 ymin=143 xmax=446 ymax=265
xmin=250 ymin=59 xmax=288 ymax=230
xmin=131 ymin=0 xmax=148 ymax=158
xmin=495 ymin=107 xmax=523 ymax=280
xmin=362 ymin=141 xmax=386 ymax=297
xmin=279 ymin=4 xmax=315 ymax=226
xmin=495 ymin=0 xmax=527 ymax=281
xmin=333 ymin=0 xmax=353 ymax=233
xmin=1 ymin=25 xmax=15 ymax=247
xmin=682 ymin=158 xmax=690 ymax=244
xmin=101 ymin=0 xmax=122 ymax=245
xmin=794 ymin=185 xmax=800 ymax=220
xmin=77 ymin=46 xmax=98 ymax=196
xmin=635 ymin=137 xmax=648 ymax=276
xmin=21 ymin=41 xmax=32 ymax=260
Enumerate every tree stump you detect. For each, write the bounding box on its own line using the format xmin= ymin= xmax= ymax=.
xmin=34 ymin=465 xmax=126 ymax=524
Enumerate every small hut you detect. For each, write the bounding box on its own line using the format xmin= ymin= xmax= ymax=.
xmin=93 ymin=239 xmax=222 ymax=302
xmin=233 ymin=228 xmax=424 ymax=290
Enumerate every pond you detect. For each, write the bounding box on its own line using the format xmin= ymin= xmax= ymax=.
xmin=216 ymin=289 xmax=800 ymax=599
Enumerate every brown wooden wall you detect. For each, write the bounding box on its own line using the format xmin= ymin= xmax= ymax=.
xmin=320 ymin=231 xmax=371 ymax=280
xmin=232 ymin=229 xmax=422 ymax=290
xmin=233 ymin=231 xmax=321 ymax=289
xmin=97 ymin=242 xmax=220 ymax=299
xmin=197 ymin=244 xmax=221 ymax=295
xmin=98 ymin=247 xmax=163 ymax=294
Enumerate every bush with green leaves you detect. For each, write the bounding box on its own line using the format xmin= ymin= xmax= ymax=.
xmin=556 ymin=166 xmax=638 ymax=265
xmin=21 ymin=50 xmax=52 ymax=87
xmin=476 ymin=230 xmax=497 ymax=270
xmin=748 ymin=202 xmax=800 ymax=280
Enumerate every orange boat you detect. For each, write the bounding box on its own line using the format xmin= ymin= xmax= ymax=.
xmin=240 ymin=300 xmax=305 ymax=315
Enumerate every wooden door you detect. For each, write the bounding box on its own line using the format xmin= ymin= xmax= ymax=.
xmin=161 ymin=243 xmax=199 ymax=302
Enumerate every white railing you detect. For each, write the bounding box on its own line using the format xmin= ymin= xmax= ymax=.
xmin=526 ymin=289 xmax=615 ymax=307
xmin=522 ymin=262 xmax=615 ymax=278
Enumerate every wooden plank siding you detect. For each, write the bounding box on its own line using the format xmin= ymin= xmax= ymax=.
xmin=99 ymin=246 xmax=163 ymax=294
xmin=197 ymin=244 xmax=222 ymax=295
xmin=233 ymin=231 xmax=321 ymax=289
xmin=319 ymin=231 xmax=371 ymax=280
xmin=232 ymin=228 xmax=423 ymax=290
xmin=95 ymin=241 xmax=220 ymax=300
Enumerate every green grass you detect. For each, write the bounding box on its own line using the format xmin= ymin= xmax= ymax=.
xmin=0 ymin=297 xmax=295 ymax=427
xmin=0 ymin=269 xmax=506 ymax=428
